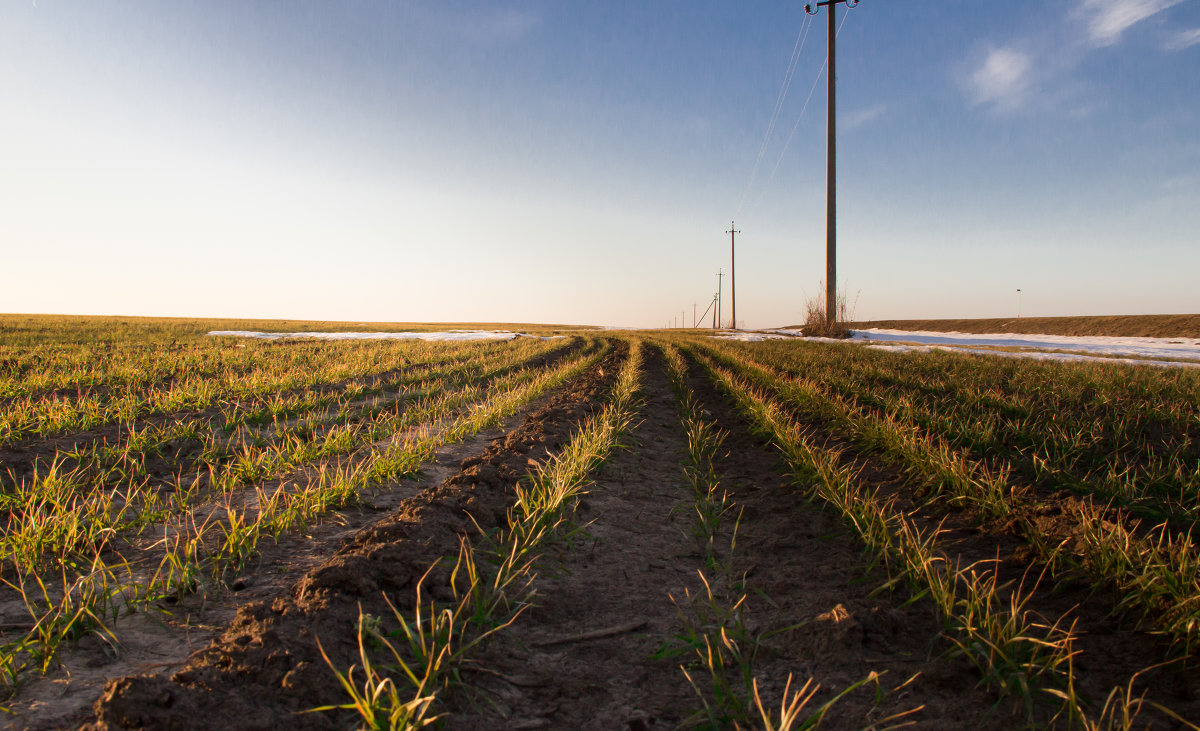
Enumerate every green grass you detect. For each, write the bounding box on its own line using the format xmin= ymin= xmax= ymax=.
xmin=0 ymin=323 xmax=610 ymax=695
xmin=315 ymin=338 xmax=644 ymax=727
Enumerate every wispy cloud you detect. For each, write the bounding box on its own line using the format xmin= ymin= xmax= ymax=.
xmin=1164 ymin=27 xmax=1200 ymax=50
xmin=960 ymin=0 xmax=1191 ymax=113
xmin=844 ymin=104 xmax=887 ymax=129
xmin=1078 ymin=0 xmax=1184 ymax=47
xmin=416 ymin=7 xmax=540 ymax=46
xmin=484 ymin=10 xmax=540 ymax=42
xmin=970 ymin=47 xmax=1032 ymax=110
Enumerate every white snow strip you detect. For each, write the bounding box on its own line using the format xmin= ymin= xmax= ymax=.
xmin=852 ymin=329 xmax=1200 ymax=362
xmin=711 ymin=327 xmax=1200 ymax=369
xmin=864 ymin=343 xmax=1200 ymax=369
xmin=208 ymin=330 xmax=559 ymax=342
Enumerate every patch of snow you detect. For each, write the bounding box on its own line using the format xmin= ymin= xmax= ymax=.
xmin=865 ymin=342 xmax=1200 ymax=369
xmin=853 ymin=329 xmax=1200 ymax=362
xmin=712 ymin=328 xmax=1200 ymax=369
xmin=208 ymin=330 xmax=559 ymax=342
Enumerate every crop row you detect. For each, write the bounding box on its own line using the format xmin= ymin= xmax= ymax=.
xmin=730 ymin=339 xmax=1200 ymax=526
xmin=657 ymin=342 xmax=895 ymax=728
xmin=1 ymin=338 xmax=602 ymax=576
xmin=317 ymin=340 xmax=643 ymax=726
xmin=0 ymin=336 xmax=555 ymax=445
xmin=693 ymin=349 xmax=1152 ymax=727
xmin=689 ymin=340 xmax=1197 ymax=727
xmin=2 ymin=335 xmax=576 ymax=501
xmin=0 ymin=338 xmax=611 ymax=696
xmin=698 ymin=341 xmax=1200 ymax=659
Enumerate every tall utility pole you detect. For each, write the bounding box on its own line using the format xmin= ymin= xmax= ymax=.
xmin=726 ymin=222 xmax=740 ymax=329
xmin=693 ymin=303 xmax=697 ymax=328
xmin=716 ymin=270 xmax=723 ymax=330
xmin=806 ymin=0 xmax=860 ymax=327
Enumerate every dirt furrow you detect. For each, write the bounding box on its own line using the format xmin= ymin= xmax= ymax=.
xmin=77 ymin=343 xmax=626 ymax=731
xmin=696 ymin=348 xmax=1200 ymax=725
xmin=445 ymin=348 xmax=703 ymax=729
xmin=449 ymin=348 xmax=1011 ymax=729
xmin=678 ymin=351 xmax=1022 ymax=729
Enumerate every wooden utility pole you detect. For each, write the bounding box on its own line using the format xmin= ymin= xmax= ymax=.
xmin=806 ymin=0 xmax=860 ymax=327
xmin=693 ymin=303 xmax=697 ymax=328
xmin=726 ymin=222 xmax=740 ymax=329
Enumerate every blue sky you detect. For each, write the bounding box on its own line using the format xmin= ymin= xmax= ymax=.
xmin=2 ymin=1 xmax=1198 ymax=328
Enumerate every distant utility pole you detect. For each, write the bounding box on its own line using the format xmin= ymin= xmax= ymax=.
xmin=693 ymin=303 xmax=697 ymax=328
xmin=716 ymin=270 xmax=724 ymax=329
xmin=806 ymin=0 xmax=861 ymax=327
xmin=1017 ymin=289 xmax=1022 ymax=318
xmin=726 ymin=222 xmax=740 ymax=329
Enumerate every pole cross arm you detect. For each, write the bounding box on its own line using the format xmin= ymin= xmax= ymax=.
xmin=805 ymin=0 xmax=858 ymax=13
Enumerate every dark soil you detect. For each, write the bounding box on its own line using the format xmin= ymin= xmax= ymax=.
xmin=438 ymin=348 xmax=1012 ymax=729
xmin=697 ymin=350 xmax=1200 ymax=726
xmin=677 ymin=351 xmax=1019 ymax=729
xmin=79 ymin=344 xmax=627 ymax=731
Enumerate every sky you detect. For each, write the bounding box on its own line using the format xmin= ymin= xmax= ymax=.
xmin=2 ymin=0 xmax=1198 ymax=328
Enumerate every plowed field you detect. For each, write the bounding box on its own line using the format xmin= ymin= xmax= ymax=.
xmin=2 ymin=317 xmax=1199 ymax=729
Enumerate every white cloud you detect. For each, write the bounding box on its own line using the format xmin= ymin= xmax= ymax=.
xmin=1164 ymin=27 xmax=1200 ymax=50
xmin=844 ymin=104 xmax=887 ymax=129
xmin=970 ymin=47 xmax=1032 ymax=109
xmin=1078 ymin=0 xmax=1184 ymax=46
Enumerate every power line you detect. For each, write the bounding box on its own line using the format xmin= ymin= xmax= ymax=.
xmin=762 ymin=7 xmax=851 ymax=195
xmin=734 ymin=14 xmax=814 ymax=218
